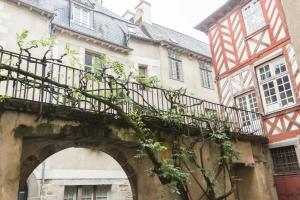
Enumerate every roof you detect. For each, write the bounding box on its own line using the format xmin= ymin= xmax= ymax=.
xmin=12 ymin=0 xmax=210 ymax=57
xmin=195 ymin=0 xmax=240 ymax=33
xmin=142 ymin=23 xmax=211 ymax=58
xmin=9 ymin=0 xmax=54 ymax=16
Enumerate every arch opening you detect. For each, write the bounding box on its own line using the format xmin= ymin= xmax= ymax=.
xmin=20 ymin=145 xmax=137 ymax=200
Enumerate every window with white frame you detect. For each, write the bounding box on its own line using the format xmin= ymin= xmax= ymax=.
xmin=236 ymin=92 xmax=259 ymax=126
xmin=85 ymin=51 xmax=102 ymax=72
xmin=242 ymin=0 xmax=266 ymax=35
xmin=169 ymin=51 xmax=183 ymax=81
xmin=72 ymin=3 xmax=92 ymax=28
xmin=257 ymin=57 xmax=295 ymax=113
xmin=64 ymin=185 xmax=110 ymax=200
xmin=200 ymin=63 xmax=214 ymax=89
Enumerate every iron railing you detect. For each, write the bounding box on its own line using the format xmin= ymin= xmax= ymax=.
xmin=0 ymin=48 xmax=265 ymax=136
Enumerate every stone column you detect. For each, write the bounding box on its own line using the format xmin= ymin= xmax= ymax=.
xmin=0 ymin=112 xmax=23 ymax=200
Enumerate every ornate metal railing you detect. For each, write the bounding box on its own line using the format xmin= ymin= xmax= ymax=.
xmin=0 ymin=48 xmax=265 ymax=136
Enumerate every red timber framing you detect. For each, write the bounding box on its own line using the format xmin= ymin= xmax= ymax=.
xmin=205 ymin=0 xmax=300 ymax=143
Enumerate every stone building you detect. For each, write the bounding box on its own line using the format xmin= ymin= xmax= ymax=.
xmin=196 ymin=0 xmax=300 ymax=198
xmin=0 ymin=0 xmax=218 ymax=102
xmin=0 ymin=0 xmax=221 ymax=200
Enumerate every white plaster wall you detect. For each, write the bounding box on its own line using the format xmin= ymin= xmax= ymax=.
xmin=158 ymin=46 xmax=218 ymax=103
xmin=0 ymin=0 xmax=50 ymax=54
xmin=54 ymin=33 xmax=133 ymax=70
xmin=128 ymin=38 xmax=161 ymax=78
xmin=54 ymin=34 xmax=218 ymax=104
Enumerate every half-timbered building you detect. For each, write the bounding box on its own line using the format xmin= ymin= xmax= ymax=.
xmin=196 ymin=0 xmax=300 ymax=198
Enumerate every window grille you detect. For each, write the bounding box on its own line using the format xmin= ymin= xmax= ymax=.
xmin=271 ymin=146 xmax=300 ymax=174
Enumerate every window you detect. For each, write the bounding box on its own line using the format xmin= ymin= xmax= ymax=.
xmin=81 ymin=186 xmax=93 ymax=200
xmin=64 ymin=185 xmax=110 ymax=200
xmin=257 ymin=58 xmax=295 ymax=113
xmin=72 ymin=3 xmax=92 ymax=28
xmin=200 ymin=63 xmax=214 ymax=89
xmin=169 ymin=51 xmax=183 ymax=81
xmin=138 ymin=65 xmax=148 ymax=77
xmin=271 ymin=146 xmax=300 ymax=174
xmin=64 ymin=186 xmax=77 ymax=200
xmin=236 ymin=92 xmax=259 ymax=126
xmin=96 ymin=186 xmax=109 ymax=200
xmin=85 ymin=51 xmax=102 ymax=72
xmin=242 ymin=0 xmax=265 ymax=34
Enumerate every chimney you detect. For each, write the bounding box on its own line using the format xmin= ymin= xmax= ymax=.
xmin=134 ymin=0 xmax=152 ymax=25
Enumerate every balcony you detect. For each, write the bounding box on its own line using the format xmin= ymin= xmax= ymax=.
xmin=0 ymin=47 xmax=265 ymax=138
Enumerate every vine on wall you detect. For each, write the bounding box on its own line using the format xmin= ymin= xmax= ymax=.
xmin=2 ymin=31 xmax=240 ymax=200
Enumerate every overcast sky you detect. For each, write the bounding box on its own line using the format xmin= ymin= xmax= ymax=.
xmin=102 ymin=0 xmax=226 ymax=43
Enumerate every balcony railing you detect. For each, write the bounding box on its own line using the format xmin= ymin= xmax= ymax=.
xmin=0 ymin=48 xmax=265 ymax=137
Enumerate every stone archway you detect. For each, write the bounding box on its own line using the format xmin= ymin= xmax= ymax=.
xmin=19 ymin=138 xmax=138 ymax=200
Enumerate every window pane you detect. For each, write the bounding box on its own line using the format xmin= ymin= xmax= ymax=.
xmin=64 ymin=186 xmax=77 ymax=200
xmin=242 ymin=0 xmax=265 ymax=34
xmin=276 ymin=75 xmax=294 ymax=106
xmin=259 ymin=65 xmax=271 ymax=81
xmin=82 ymin=8 xmax=90 ymax=26
xmin=138 ymin=65 xmax=147 ymax=77
xmin=85 ymin=53 xmax=93 ymax=67
xmin=169 ymin=51 xmax=182 ymax=81
xmin=275 ymin=62 xmax=287 ymax=75
xmin=73 ymin=5 xmax=81 ymax=22
xmin=262 ymin=81 xmax=277 ymax=105
xmin=96 ymin=186 xmax=109 ymax=200
xmin=81 ymin=186 xmax=93 ymax=200
xmin=72 ymin=4 xmax=91 ymax=28
xmin=271 ymin=146 xmax=300 ymax=174
xmin=200 ymin=64 xmax=214 ymax=89
xmin=237 ymin=92 xmax=259 ymax=126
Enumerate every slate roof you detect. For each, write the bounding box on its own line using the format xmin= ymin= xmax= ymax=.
xmin=142 ymin=23 xmax=211 ymax=58
xmin=11 ymin=0 xmax=211 ymax=57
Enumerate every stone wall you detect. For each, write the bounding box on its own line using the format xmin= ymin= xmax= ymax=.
xmin=0 ymin=109 xmax=277 ymax=200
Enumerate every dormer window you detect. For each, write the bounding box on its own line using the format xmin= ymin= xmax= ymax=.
xmin=71 ymin=3 xmax=92 ymax=28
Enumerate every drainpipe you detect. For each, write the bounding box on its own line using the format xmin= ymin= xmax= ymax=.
xmin=40 ymin=162 xmax=46 ymax=197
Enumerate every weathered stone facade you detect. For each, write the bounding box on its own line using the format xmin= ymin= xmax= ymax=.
xmin=0 ymin=101 xmax=277 ymax=200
